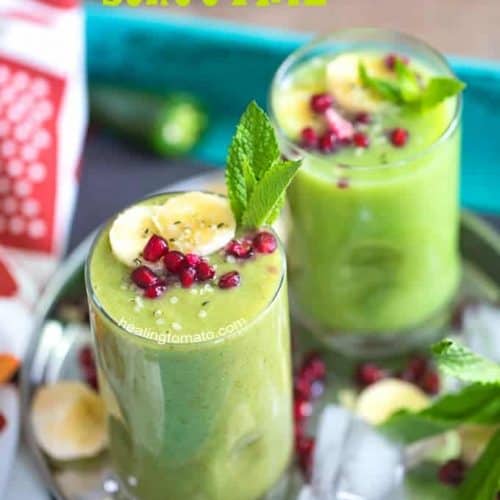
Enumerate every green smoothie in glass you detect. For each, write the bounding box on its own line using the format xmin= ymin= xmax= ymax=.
xmin=85 ymin=103 xmax=300 ymax=499
xmin=270 ymin=29 xmax=464 ymax=355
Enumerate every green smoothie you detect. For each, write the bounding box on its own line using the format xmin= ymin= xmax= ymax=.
xmin=86 ymin=192 xmax=292 ymax=500
xmin=271 ymin=32 xmax=462 ymax=346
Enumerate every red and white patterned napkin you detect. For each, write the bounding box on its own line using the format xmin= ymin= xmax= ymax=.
xmin=0 ymin=0 xmax=86 ymax=383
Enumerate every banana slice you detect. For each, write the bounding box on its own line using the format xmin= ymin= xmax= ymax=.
xmin=31 ymin=381 xmax=107 ymax=461
xmin=109 ymin=205 xmax=157 ymax=267
xmin=355 ymin=378 xmax=430 ymax=425
xmin=153 ymin=192 xmax=236 ymax=255
xmin=272 ymin=88 xmax=318 ymax=140
xmin=326 ymin=53 xmax=392 ymax=114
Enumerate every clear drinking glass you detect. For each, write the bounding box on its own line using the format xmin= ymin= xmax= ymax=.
xmin=270 ymin=29 xmax=462 ymax=357
xmin=85 ymin=193 xmax=293 ymax=500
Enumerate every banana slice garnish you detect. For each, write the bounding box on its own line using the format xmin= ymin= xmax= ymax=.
xmin=326 ymin=53 xmax=392 ymax=114
xmin=355 ymin=378 xmax=430 ymax=425
xmin=31 ymin=381 xmax=108 ymax=461
xmin=109 ymin=205 xmax=157 ymax=267
xmin=153 ymin=192 xmax=236 ymax=255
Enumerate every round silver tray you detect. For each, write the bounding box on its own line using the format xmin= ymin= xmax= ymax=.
xmin=20 ymin=171 xmax=500 ymax=500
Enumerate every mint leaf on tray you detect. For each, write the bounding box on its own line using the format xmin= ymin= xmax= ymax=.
xmin=225 ymin=101 xmax=301 ymax=228
xmin=381 ymin=339 xmax=500 ymax=443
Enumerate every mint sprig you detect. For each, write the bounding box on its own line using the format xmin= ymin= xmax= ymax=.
xmin=226 ymin=101 xmax=301 ymax=228
xmin=358 ymin=60 xmax=465 ymax=110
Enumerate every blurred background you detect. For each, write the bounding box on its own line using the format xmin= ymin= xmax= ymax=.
xmin=98 ymin=0 xmax=500 ymax=60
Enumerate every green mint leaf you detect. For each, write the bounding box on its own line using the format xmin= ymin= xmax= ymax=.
xmin=417 ymin=77 xmax=466 ymax=110
xmin=394 ymin=59 xmax=421 ymax=102
xmin=241 ymin=156 xmax=257 ymax=201
xmin=432 ymin=339 xmax=500 ymax=384
xmin=225 ymin=159 xmax=247 ymax=225
xmin=380 ymin=383 xmax=500 ymax=444
xmin=241 ymin=159 xmax=301 ymax=228
xmin=458 ymin=428 xmax=500 ymax=500
xmin=358 ymin=62 xmax=402 ymax=103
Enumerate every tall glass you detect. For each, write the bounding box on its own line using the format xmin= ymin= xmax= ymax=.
xmin=85 ymin=193 xmax=292 ymax=500
xmin=270 ymin=29 xmax=462 ymax=356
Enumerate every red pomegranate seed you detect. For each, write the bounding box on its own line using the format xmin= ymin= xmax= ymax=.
xmin=353 ymin=131 xmax=370 ymax=148
xmin=78 ymin=345 xmax=94 ymax=370
xmin=301 ymin=126 xmax=318 ymax=149
xmin=294 ymin=376 xmax=312 ymax=400
xmin=390 ymin=127 xmax=409 ymax=147
xmin=196 ymin=260 xmax=216 ymax=281
xmin=218 ymin=271 xmax=240 ymax=289
xmin=297 ymin=436 xmax=315 ymax=480
xmin=319 ymin=131 xmax=337 ymax=153
xmin=354 ymin=112 xmax=371 ymax=124
xmin=294 ymin=398 xmax=313 ymax=422
xmin=131 ymin=266 xmax=161 ymax=289
xmin=294 ymin=422 xmax=305 ymax=442
xmin=142 ymin=235 xmax=168 ymax=262
xmin=337 ymin=178 xmax=349 ymax=189
xmin=384 ymin=53 xmax=409 ymax=71
xmin=310 ymin=92 xmax=334 ymax=113
xmin=0 ymin=412 xmax=7 ymax=433
xmin=226 ymin=239 xmax=253 ymax=259
xmin=82 ymin=364 xmax=98 ymax=390
xmin=253 ymin=231 xmax=277 ymax=254
xmin=438 ymin=459 xmax=466 ymax=486
xmin=184 ymin=253 xmax=201 ymax=268
xmin=400 ymin=354 xmax=428 ymax=383
xmin=180 ymin=267 xmax=197 ymax=288
xmin=420 ymin=370 xmax=440 ymax=395
xmin=300 ymin=353 xmax=327 ymax=383
xmin=164 ymin=251 xmax=185 ymax=274
xmin=355 ymin=363 xmax=386 ymax=387
xmin=144 ymin=281 xmax=167 ymax=299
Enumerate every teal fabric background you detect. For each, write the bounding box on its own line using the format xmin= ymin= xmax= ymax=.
xmin=85 ymin=6 xmax=500 ymax=214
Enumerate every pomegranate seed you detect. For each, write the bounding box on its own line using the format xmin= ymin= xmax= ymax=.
xmin=294 ymin=376 xmax=312 ymax=400
xmin=354 ymin=112 xmax=371 ymax=124
xmin=0 ymin=412 xmax=6 ymax=432
xmin=390 ymin=127 xmax=409 ymax=147
xmin=131 ymin=266 xmax=161 ymax=289
xmin=355 ymin=363 xmax=386 ymax=387
xmin=310 ymin=92 xmax=334 ymax=113
xmin=82 ymin=364 xmax=98 ymax=390
xmin=78 ymin=345 xmax=94 ymax=370
xmin=400 ymin=354 xmax=428 ymax=383
xmin=301 ymin=126 xmax=318 ymax=149
xmin=297 ymin=436 xmax=315 ymax=480
xmin=420 ymin=370 xmax=440 ymax=395
xmin=337 ymin=178 xmax=349 ymax=189
xmin=218 ymin=271 xmax=240 ymax=289
xmin=180 ymin=267 xmax=197 ymax=288
xmin=144 ymin=281 xmax=167 ymax=299
xmin=196 ymin=260 xmax=216 ymax=281
xmin=438 ymin=459 xmax=466 ymax=486
xmin=294 ymin=398 xmax=313 ymax=422
xmin=384 ymin=53 xmax=409 ymax=71
xmin=294 ymin=422 xmax=305 ymax=442
xmin=300 ymin=352 xmax=327 ymax=383
xmin=164 ymin=251 xmax=185 ymax=274
xmin=142 ymin=235 xmax=168 ymax=262
xmin=253 ymin=231 xmax=277 ymax=254
xmin=226 ymin=239 xmax=253 ymax=259
xmin=184 ymin=253 xmax=200 ymax=268
xmin=353 ymin=131 xmax=370 ymax=148
xmin=319 ymin=131 xmax=337 ymax=153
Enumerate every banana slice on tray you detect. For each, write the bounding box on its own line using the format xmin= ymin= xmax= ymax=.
xmin=153 ymin=192 xmax=236 ymax=255
xmin=355 ymin=378 xmax=430 ymax=425
xmin=31 ymin=381 xmax=107 ymax=461
xmin=109 ymin=205 xmax=157 ymax=267
xmin=326 ymin=53 xmax=392 ymax=114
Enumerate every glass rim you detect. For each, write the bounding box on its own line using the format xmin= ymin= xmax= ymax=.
xmin=268 ymin=27 xmax=463 ymax=172
xmin=84 ymin=190 xmax=287 ymax=347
